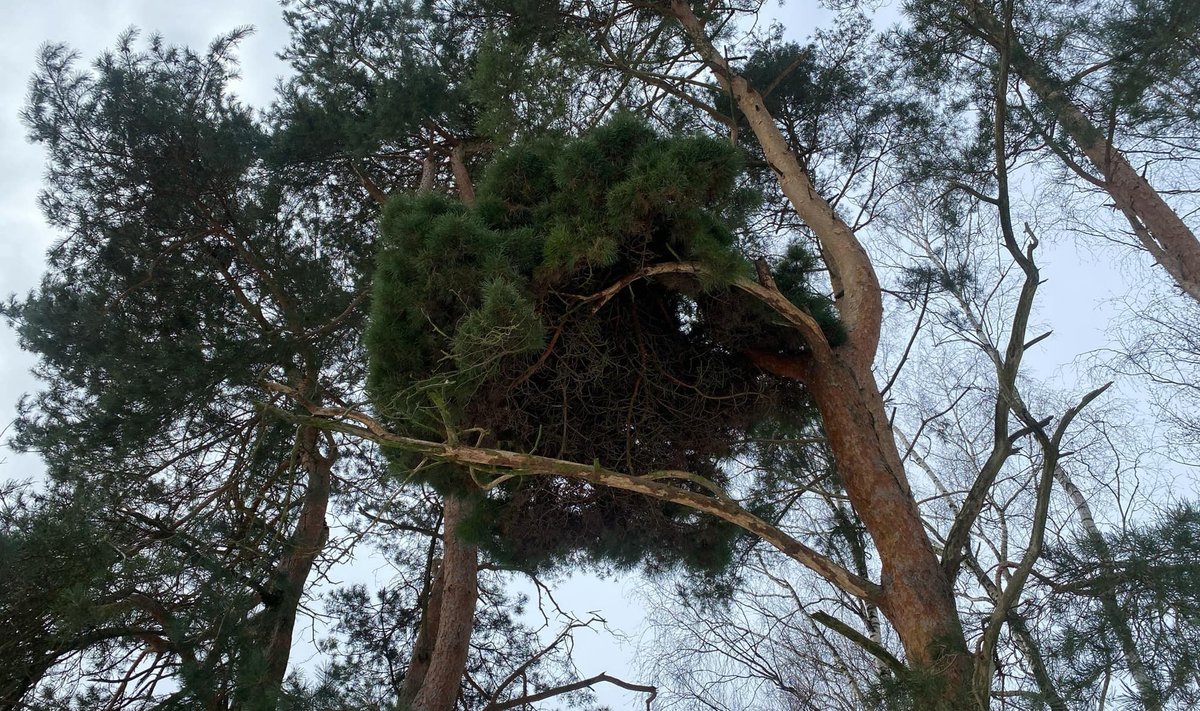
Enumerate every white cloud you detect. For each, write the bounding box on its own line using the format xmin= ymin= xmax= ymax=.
xmin=0 ymin=0 xmax=291 ymax=483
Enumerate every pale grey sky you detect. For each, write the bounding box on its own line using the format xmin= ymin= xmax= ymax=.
xmin=0 ymin=0 xmax=1168 ymax=707
xmin=0 ymin=0 xmax=291 ymax=483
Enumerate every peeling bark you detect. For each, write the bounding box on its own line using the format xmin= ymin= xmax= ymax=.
xmin=667 ymin=2 xmax=975 ymax=706
xmin=804 ymin=359 xmax=972 ymax=699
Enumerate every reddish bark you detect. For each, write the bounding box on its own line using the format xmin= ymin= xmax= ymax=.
xmin=669 ymin=3 xmax=977 ymax=705
xmin=751 ymin=351 xmax=975 ymax=706
xmin=1066 ymin=107 xmax=1200 ymax=303
xmin=449 ymin=144 xmax=476 ymax=207
xmin=964 ymin=0 xmax=1200 ymax=303
xmin=808 ymin=362 xmax=965 ymax=663
xmin=400 ymin=557 xmax=445 ymax=704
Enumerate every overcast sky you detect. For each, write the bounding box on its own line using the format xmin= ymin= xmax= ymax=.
xmin=0 ymin=0 xmax=291 ymax=481
xmin=0 ymin=4 xmax=657 ymax=701
xmin=0 ymin=0 xmax=1162 ymax=705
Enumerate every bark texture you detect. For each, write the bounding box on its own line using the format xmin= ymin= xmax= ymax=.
xmin=400 ymin=557 xmax=445 ymax=704
xmin=806 ymin=361 xmax=968 ymax=671
xmin=963 ymin=0 xmax=1200 ymax=303
xmin=252 ymin=425 xmax=332 ymax=703
xmin=668 ymin=2 xmax=976 ymax=706
xmin=408 ymin=495 xmax=480 ymax=711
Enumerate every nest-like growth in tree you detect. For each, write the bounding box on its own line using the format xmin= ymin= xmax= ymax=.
xmin=366 ymin=116 xmax=839 ymax=573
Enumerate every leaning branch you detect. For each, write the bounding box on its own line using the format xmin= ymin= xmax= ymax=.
xmin=348 ymin=160 xmax=389 ymax=206
xmin=667 ymin=0 xmax=882 ymax=366
xmin=485 ymin=673 xmax=657 ymax=711
xmin=809 ymin=610 xmax=905 ymax=675
xmin=256 ymin=394 xmax=881 ymax=603
xmin=978 ymin=382 xmax=1112 ymax=665
xmin=582 ymin=261 xmax=832 ymax=358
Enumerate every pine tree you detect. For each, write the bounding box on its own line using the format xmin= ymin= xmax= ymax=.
xmin=2 ymin=2 xmax=656 ymax=708
xmin=8 ymin=2 xmax=1200 ymax=710
xmin=365 ymin=115 xmax=834 ymax=574
xmin=898 ymin=0 xmax=1200 ymax=301
xmin=6 ymin=28 xmax=371 ymax=709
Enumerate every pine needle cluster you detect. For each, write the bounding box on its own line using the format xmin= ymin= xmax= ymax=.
xmin=366 ymin=116 xmax=832 ymax=573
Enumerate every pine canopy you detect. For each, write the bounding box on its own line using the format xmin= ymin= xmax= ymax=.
xmin=366 ymin=115 xmax=836 ymax=571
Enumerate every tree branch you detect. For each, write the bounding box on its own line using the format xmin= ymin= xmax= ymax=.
xmin=667 ymin=0 xmax=882 ymax=367
xmin=809 ymin=610 xmax=905 ymax=675
xmin=255 ymin=393 xmax=883 ymax=603
xmin=486 ymin=672 xmax=657 ymax=710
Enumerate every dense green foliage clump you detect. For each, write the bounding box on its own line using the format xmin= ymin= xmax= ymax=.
xmin=366 ymin=116 xmax=834 ymax=572
xmin=0 ymin=492 xmax=116 ymax=703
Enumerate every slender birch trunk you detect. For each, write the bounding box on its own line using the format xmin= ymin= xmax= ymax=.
xmin=1054 ymin=467 xmax=1162 ymax=710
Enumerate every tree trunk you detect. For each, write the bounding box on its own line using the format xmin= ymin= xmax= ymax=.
xmin=804 ymin=358 xmax=975 ymax=708
xmin=403 ymin=131 xmax=483 ymax=711
xmin=667 ymin=3 xmax=977 ymax=705
xmin=401 ymin=556 xmax=445 ymax=704
xmin=1055 ymin=468 xmax=1162 ymax=710
xmin=250 ymin=425 xmax=332 ymax=707
xmin=450 ymin=144 xmax=476 ymax=207
xmin=407 ymin=494 xmax=479 ymax=711
xmin=1021 ymin=65 xmax=1200 ymax=303
xmin=966 ymin=0 xmax=1200 ymax=303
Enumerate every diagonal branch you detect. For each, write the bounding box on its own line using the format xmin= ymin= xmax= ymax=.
xmin=256 ymin=393 xmax=882 ymax=603
xmin=809 ymin=610 xmax=905 ymax=675
xmin=486 ymin=672 xmax=657 ymax=711
xmin=668 ymin=0 xmax=882 ymax=368
xmin=582 ymin=260 xmax=831 ymax=357
xmin=487 ymin=616 xmax=601 ymax=706
xmin=977 ymin=382 xmax=1112 ymax=669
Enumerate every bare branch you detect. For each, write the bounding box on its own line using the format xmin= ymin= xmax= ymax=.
xmin=486 ymin=672 xmax=657 ymax=710
xmin=808 ymin=611 xmax=905 ymax=676
xmin=255 ymin=394 xmax=883 ymax=603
